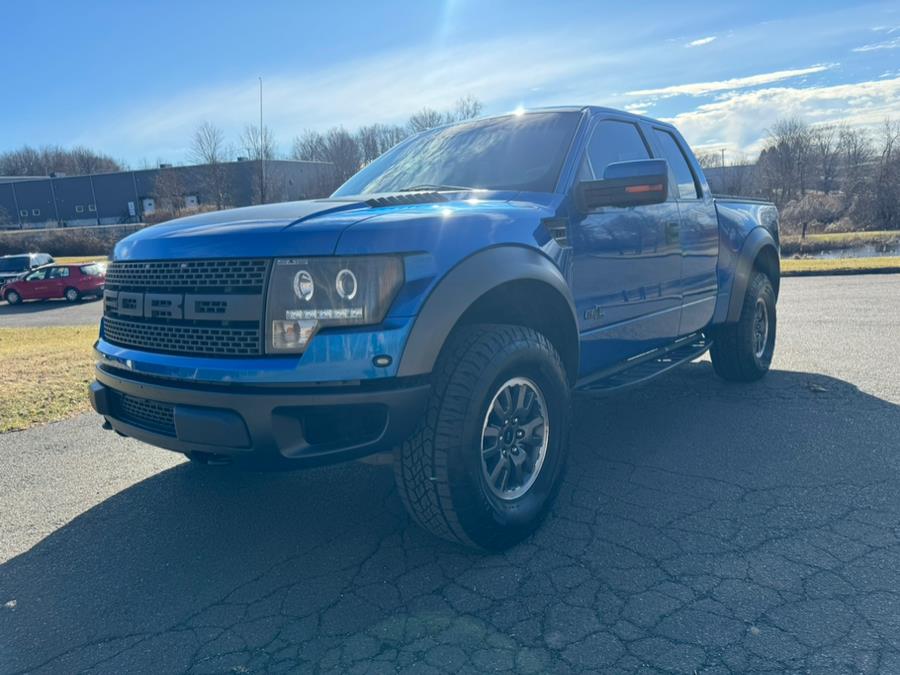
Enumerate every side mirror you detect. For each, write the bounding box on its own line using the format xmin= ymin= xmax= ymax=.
xmin=576 ymin=158 xmax=669 ymax=211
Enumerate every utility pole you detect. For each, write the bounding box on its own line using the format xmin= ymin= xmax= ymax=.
xmin=259 ymin=76 xmax=266 ymax=204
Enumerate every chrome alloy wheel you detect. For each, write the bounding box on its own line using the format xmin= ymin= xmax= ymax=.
xmin=480 ymin=376 xmax=549 ymax=501
xmin=753 ymin=297 xmax=769 ymax=359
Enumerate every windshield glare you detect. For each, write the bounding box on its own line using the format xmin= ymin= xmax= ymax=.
xmin=333 ymin=111 xmax=581 ymax=196
xmin=0 ymin=257 xmax=29 ymax=273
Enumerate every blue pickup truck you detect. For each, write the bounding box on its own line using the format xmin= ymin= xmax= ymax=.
xmin=90 ymin=107 xmax=779 ymax=549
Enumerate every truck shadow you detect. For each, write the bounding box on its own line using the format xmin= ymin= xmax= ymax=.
xmin=3 ymin=363 xmax=900 ymax=672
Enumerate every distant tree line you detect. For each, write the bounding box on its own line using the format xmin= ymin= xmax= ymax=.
xmin=0 ymin=145 xmax=121 ymax=177
xmin=155 ymin=95 xmax=484 ymax=215
xmin=699 ymin=118 xmax=900 ymax=235
xmin=290 ymin=95 xmax=483 ymax=193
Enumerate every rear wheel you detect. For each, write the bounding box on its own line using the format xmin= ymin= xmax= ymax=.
xmin=64 ymin=287 xmax=80 ymax=302
xmin=394 ymin=324 xmax=571 ymax=551
xmin=710 ymin=271 xmax=776 ymax=381
xmin=5 ymin=290 xmax=21 ymax=305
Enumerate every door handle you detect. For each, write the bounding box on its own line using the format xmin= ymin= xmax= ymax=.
xmin=665 ymin=221 xmax=680 ymax=243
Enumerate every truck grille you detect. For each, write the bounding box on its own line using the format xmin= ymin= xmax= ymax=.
xmin=113 ymin=393 xmax=176 ymax=436
xmin=105 ymin=259 xmax=268 ymax=291
xmin=103 ymin=259 xmax=269 ymax=357
xmin=103 ymin=317 xmax=261 ymax=356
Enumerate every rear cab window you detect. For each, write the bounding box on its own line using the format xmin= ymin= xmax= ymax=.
xmin=652 ymin=128 xmax=701 ymax=200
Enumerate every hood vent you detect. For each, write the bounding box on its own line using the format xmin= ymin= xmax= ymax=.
xmin=365 ymin=192 xmax=448 ymax=208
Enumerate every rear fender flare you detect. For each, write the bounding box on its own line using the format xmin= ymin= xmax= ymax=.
xmin=726 ymin=227 xmax=780 ymax=323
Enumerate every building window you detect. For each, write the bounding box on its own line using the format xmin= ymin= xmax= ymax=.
xmin=88 ymin=204 xmax=96 ymax=212
xmin=19 ymin=210 xmax=27 ymax=217
xmin=75 ymin=205 xmax=85 ymax=213
xmin=31 ymin=209 xmax=40 ymax=216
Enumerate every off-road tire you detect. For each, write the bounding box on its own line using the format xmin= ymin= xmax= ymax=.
xmin=710 ymin=271 xmax=776 ymax=381
xmin=394 ymin=324 xmax=571 ymax=551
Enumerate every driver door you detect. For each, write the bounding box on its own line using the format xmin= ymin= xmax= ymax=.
xmin=20 ymin=268 xmax=50 ymax=299
xmin=570 ymin=118 xmax=684 ymax=373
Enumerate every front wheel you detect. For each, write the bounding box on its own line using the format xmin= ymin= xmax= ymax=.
xmin=710 ymin=271 xmax=776 ymax=381
xmin=394 ymin=324 xmax=571 ymax=551
xmin=4 ymin=290 xmax=21 ymax=305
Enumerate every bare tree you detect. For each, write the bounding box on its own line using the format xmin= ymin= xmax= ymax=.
xmin=873 ymin=119 xmax=900 ymax=229
xmin=291 ymin=127 xmax=360 ymax=192
xmin=408 ymin=108 xmax=447 ymax=133
xmin=292 ymin=130 xmax=328 ymax=163
xmin=758 ymin=118 xmax=814 ymax=206
xmin=451 ymin=95 xmax=483 ymax=122
xmin=810 ymin=124 xmax=840 ymax=194
xmin=153 ymin=168 xmax=185 ymax=216
xmin=695 ymin=151 xmax=723 ymax=170
xmin=189 ymin=122 xmax=232 ymax=209
xmin=240 ymin=124 xmax=277 ymax=203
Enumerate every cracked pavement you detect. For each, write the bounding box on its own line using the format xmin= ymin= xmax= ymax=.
xmin=2 ymin=274 xmax=900 ymax=674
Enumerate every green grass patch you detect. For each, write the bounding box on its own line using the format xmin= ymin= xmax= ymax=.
xmin=0 ymin=326 xmax=97 ymax=433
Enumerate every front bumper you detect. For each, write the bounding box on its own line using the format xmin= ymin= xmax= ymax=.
xmin=90 ymin=365 xmax=429 ymax=469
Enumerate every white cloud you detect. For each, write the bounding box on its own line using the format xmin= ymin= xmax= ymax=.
xmin=853 ymin=36 xmax=900 ymax=52
xmin=82 ymin=34 xmax=619 ymax=159
xmin=626 ymin=64 xmax=834 ymax=98
xmin=687 ymin=36 xmax=717 ymax=48
xmin=665 ymin=76 xmax=900 ymax=155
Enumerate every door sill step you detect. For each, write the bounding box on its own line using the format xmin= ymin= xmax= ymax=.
xmin=577 ymin=333 xmax=711 ymax=394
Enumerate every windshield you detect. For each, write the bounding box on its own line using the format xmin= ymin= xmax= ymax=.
xmin=333 ymin=111 xmax=581 ymax=196
xmin=0 ymin=257 xmax=29 ymax=273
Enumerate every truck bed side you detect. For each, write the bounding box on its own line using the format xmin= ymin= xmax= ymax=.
xmin=711 ymin=197 xmax=780 ymax=325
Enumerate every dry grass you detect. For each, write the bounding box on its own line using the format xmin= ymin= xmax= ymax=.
xmin=0 ymin=326 xmax=96 ymax=432
xmin=780 ymin=230 xmax=900 ymax=255
xmin=781 ymin=256 xmax=900 ymax=275
xmin=55 ymin=256 xmax=109 ymax=265
xmin=782 ymin=230 xmax=898 ymax=244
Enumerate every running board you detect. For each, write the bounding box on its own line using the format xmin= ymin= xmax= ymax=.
xmin=576 ymin=333 xmax=712 ymax=395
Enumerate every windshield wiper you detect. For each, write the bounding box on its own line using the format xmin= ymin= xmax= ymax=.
xmin=397 ymin=184 xmax=474 ymax=192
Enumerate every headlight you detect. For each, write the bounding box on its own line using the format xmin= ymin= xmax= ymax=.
xmin=265 ymin=256 xmax=404 ymax=353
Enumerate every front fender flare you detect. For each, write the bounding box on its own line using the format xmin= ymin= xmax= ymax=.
xmin=396 ymin=246 xmax=578 ymax=378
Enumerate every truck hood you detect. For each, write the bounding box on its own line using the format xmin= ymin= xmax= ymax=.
xmin=113 ymin=190 xmax=556 ymax=261
xmin=114 ymin=199 xmax=377 ymax=260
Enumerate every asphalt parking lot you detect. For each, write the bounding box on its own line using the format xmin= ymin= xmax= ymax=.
xmin=1 ymin=274 xmax=899 ymax=674
xmin=0 ymin=296 xmax=102 ymax=327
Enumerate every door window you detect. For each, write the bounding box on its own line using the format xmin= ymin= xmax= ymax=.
xmin=652 ymin=129 xmax=701 ymax=200
xmin=49 ymin=267 xmax=70 ymax=279
xmin=580 ymin=121 xmax=650 ymax=180
xmin=25 ymin=269 xmax=48 ymax=282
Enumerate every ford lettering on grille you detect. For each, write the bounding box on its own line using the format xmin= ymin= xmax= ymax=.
xmin=102 ymin=259 xmax=269 ymax=357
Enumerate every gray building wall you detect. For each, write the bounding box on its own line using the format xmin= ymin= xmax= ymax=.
xmin=0 ymin=159 xmax=336 ymax=229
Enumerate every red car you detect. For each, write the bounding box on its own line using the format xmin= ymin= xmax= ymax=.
xmin=1 ymin=263 xmax=106 ymax=304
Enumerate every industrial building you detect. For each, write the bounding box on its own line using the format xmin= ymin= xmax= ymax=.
xmin=0 ymin=159 xmax=336 ymax=229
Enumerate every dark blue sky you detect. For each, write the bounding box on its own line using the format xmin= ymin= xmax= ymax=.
xmin=3 ymin=0 xmax=898 ymax=164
